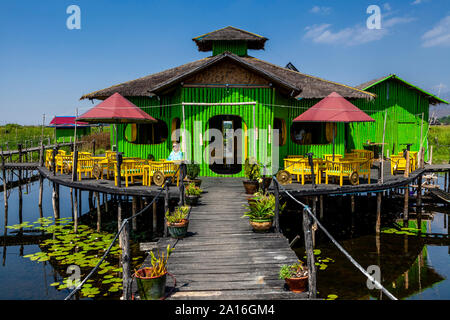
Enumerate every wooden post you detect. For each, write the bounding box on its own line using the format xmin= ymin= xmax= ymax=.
xmin=403 ymin=151 xmax=410 ymax=228
xmin=351 ymin=195 xmax=355 ymax=214
xmin=73 ymin=188 xmax=78 ymax=233
xmin=39 ymin=143 xmax=44 ymax=167
xmin=116 ymin=153 xmax=122 ymax=188
xmin=164 ymin=184 xmax=169 ymax=237
xmin=88 ymin=191 xmax=94 ymax=211
xmin=118 ymin=196 xmax=123 ymax=248
xmin=78 ymin=189 xmax=82 ymax=217
xmin=417 ymin=175 xmax=422 ymax=229
xmin=104 ymin=193 xmax=109 ymax=213
xmin=376 ymin=192 xmax=382 ymax=234
xmin=1 ymin=154 xmax=7 ymax=210
xmin=52 ymin=146 xmax=56 ymax=176
xmin=131 ymin=196 xmax=137 ymax=232
xmin=152 ymin=198 xmax=157 ymax=235
xmin=318 ymin=195 xmax=324 ymax=220
xmin=52 ymin=183 xmax=60 ymax=219
xmin=302 ymin=208 xmax=317 ymax=299
xmin=178 ymin=163 xmax=185 ymax=206
xmin=72 ymin=150 xmax=78 ymax=182
xmin=274 ymin=180 xmax=281 ymax=233
xmin=92 ymin=139 xmax=96 ymax=156
xmin=429 ymin=145 xmax=433 ymax=165
xmin=96 ymin=192 xmax=101 ymax=232
xmin=120 ymin=219 xmax=131 ymax=300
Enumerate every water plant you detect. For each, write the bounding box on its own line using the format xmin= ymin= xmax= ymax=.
xmin=7 ymin=216 xmax=145 ymax=299
xmin=185 ymin=183 xmax=202 ymax=196
xmin=279 ymin=261 xmax=309 ymax=279
xmin=165 ymin=206 xmax=190 ymax=224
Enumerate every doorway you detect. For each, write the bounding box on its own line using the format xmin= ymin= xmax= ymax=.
xmin=208 ymin=115 xmax=243 ymax=175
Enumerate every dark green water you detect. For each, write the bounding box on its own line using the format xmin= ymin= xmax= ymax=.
xmin=0 ymin=172 xmax=448 ymax=300
xmin=289 ymin=174 xmax=449 ymax=300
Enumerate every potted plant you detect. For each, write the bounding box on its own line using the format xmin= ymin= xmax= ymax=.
xmin=185 ymin=182 xmax=202 ymax=206
xmin=242 ymin=191 xmax=285 ymax=232
xmin=243 ymin=158 xmax=261 ymax=194
xmin=165 ymin=206 xmax=190 ymax=238
xmin=135 ymin=244 xmax=174 ymax=300
xmin=279 ymin=260 xmax=309 ymax=293
xmin=184 ymin=163 xmax=202 ymax=187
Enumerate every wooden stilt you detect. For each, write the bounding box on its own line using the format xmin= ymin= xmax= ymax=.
xmin=96 ymin=192 xmax=101 ymax=232
xmin=319 ymin=195 xmax=324 ymax=220
xmin=302 ymin=208 xmax=316 ymax=299
xmin=120 ymin=219 xmax=131 ymax=300
xmin=132 ymin=196 xmax=137 ymax=232
xmin=1 ymin=155 xmax=8 ymax=210
xmin=417 ymin=175 xmax=423 ymax=229
xmin=152 ymin=198 xmax=157 ymax=235
xmin=403 ymin=151 xmax=410 ymax=228
xmin=73 ymin=189 xmax=78 ymax=233
xmin=118 ymin=196 xmax=123 ymax=248
xmin=376 ymin=192 xmax=382 ymax=234
xmin=38 ymin=175 xmax=43 ymax=207
xmin=78 ymin=189 xmax=82 ymax=217
xmin=164 ymin=185 xmax=169 ymax=237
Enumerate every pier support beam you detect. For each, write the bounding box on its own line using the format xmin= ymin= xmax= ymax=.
xmin=376 ymin=192 xmax=382 ymax=234
xmin=96 ymin=192 xmax=101 ymax=232
xmin=303 ymin=208 xmax=317 ymax=299
xmin=120 ymin=220 xmax=131 ymax=300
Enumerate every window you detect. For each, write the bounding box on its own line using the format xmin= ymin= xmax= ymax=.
xmin=171 ymin=118 xmax=181 ymax=142
xmin=124 ymin=120 xmax=168 ymax=145
xmin=290 ymin=122 xmax=336 ymax=145
xmin=273 ymin=118 xmax=286 ymax=146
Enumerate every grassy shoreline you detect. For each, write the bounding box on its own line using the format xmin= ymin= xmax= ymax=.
xmin=429 ymin=125 xmax=450 ymax=164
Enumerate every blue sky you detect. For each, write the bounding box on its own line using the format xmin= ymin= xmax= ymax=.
xmin=1 ymin=0 xmax=449 ymax=124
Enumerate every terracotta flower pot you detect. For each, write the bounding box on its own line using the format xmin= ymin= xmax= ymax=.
xmin=185 ymin=195 xmax=200 ymax=206
xmin=135 ymin=268 xmax=167 ymax=300
xmin=243 ymin=180 xmax=259 ymax=194
xmin=167 ymin=219 xmax=189 ymax=239
xmin=285 ymin=276 xmax=308 ymax=293
xmin=249 ymin=218 xmax=273 ymax=232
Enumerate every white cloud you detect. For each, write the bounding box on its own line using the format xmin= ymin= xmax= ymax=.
xmin=310 ymin=6 xmax=332 ymax=15
xmin=411 ymin=0 xmax=431 ymax=5
xmin=422 ymin=15 xmax=450 ymax=47
xmin=303 ymin=16 xmax=415 ymax=46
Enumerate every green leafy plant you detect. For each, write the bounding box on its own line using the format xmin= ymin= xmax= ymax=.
xmin=185 ymin=182 xmax=202 ymax=196
xmin=165 ymin=206 xmax=190 ymax=224
xmin=186 ymin=163 xmax=200 ymax=180
xmin=147 ymin=245 xmax=174 ymax=277
xmin=242 ymin=191 xmax=285 ymax=220
xmin=279 ymin=261 xmax=308 ymax=279
xmin=244 ymin=157 xmax=261 ymax=181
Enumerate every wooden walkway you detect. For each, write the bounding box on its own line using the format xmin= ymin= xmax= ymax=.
xmin=136 ymin=178 xmax=307 ymax=300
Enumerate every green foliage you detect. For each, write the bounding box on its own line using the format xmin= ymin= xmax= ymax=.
xmin=429 ymin=125 xmax=450 ymax=164
xmin=438 ymin=116 xmax=450 ymax=125
xmin=185 ymin=182 xmax=202 ymax=196
xmin=186 ymin=163 xmax=201 ymax=180
xmin=148 ymin=245 xmax=174 ymax=277
xmin=244 ymin=158 xmax=261 ymax=181
xmin=242 ymin=191 xmax=285 ymax=220
xmin=7 ymin=216 xmax=144 ymax=299
xmin=165 ymin=206 xmax=190 ymax=224
xmin=279 ymin=261 xmax=308 ymax=279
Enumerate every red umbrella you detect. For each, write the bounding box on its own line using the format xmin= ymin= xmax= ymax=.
xmin=77 ymin=92 xmax=156 ymax=124
xmin=77 ymin=92 xmax=157 ymax=150
xmin=293 ymin=92 xmax=374 ymax=159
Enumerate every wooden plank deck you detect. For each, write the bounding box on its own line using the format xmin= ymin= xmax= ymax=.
xmin=37 ymin=166 xmax=180 ymax=198
xmin=135 ymin=177 xmax=307 ymax=300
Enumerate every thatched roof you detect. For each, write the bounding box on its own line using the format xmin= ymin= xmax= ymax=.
xmin=80 ymin=52 xmax=374 ymax=101
xmin=192 ymin=26 xmax=268 ymax=52
xmin=356 ymin=74 xmax=448 ymax=105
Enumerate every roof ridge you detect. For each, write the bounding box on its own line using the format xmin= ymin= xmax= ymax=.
xmin=80 ymin=57 xmax=212 ymax=100
xmin=246 ymin=56 xmax=376 ymax=98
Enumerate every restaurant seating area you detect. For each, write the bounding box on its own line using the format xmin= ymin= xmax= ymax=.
xmin=281 ymin=149 xmax=374 ymax=186
xmin=45 ymin=150 xmax=180 ymax=187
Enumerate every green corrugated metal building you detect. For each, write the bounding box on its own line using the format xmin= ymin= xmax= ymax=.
xmin=80 ymin=27 xmax=448 ymax=177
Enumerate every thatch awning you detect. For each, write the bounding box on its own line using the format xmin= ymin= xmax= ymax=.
xmin=192 ymin=26 xmax=268 ymax=52
xmin=80 ymin=52 xmax=375 ymax=101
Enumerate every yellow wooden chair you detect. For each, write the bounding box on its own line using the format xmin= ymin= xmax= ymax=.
xmin=56 ymin=155 xmax=73 ymax=174
xmin=115 ymin=160 xmax=146 ymax=187
xmin=390 ymin=154 xmax=414 ymax=175
xmin=325 ymin=158 xmax=361 ymax=186
xmin=77 ymin=158 xmax=95 ymax=180
xmin=284 ymin=158 xmax=321 ymax=185
xmin=143 ymin=161 xmax=180 ymax=187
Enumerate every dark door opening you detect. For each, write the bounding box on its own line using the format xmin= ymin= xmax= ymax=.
xmin=208 ymin=115 xmax=242 ymax=175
